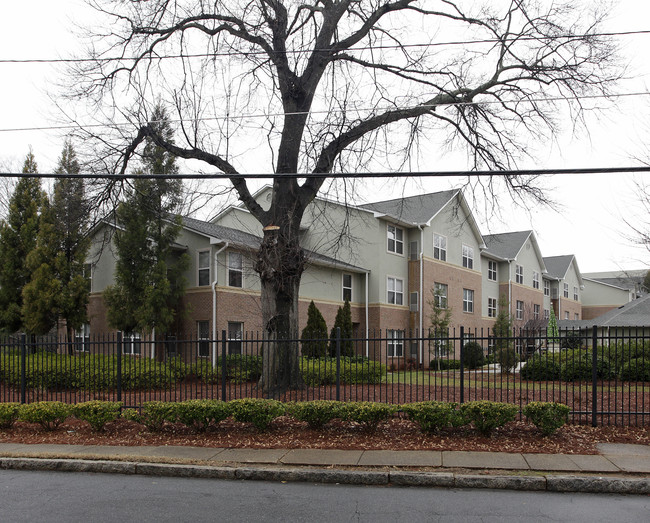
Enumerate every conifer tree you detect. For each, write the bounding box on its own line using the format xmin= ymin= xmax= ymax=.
xmin=22 ymin=141 xmax=90 ymax=338
xmin=300 ymin=301 xmax=328 ymax=358
xmin=104 ymin=104 xmax=188 ymax=335
xmin=492 ymin=295 xmax=513 ymax=350
xmin=328 ymin=300 xmax=354 ymax=358
xmin=0 ymin=150 xmax=45 ymax=333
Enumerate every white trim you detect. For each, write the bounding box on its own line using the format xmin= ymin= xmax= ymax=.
xmin=197 ymin=248 xmax=211 ymax=287
xmin=342 ymin=273 xmax=353 ymax=302
xmin=386 ymin=275 xmax=404 ymax=305
xmin=386 ymin=223 xmax=405 ymax=256
xmin=227 ymin=250 xmax=244 ymax=288
xmin=433 ymin=232 xmax=447 ymax=262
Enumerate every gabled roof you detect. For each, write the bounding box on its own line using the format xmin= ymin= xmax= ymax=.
xmin=359 ymin=189 xmax=459 ymax=224
xmin=543 ymin=255 xmax=583 ymax=286
xmin=482 ymin=231 xmax=533 ymax=260
xmin=584 ymin=293 xmax=650 ymax=327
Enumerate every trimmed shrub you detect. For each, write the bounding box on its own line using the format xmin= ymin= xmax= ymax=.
xmin=619 ymin=358 xmax=650 ymax=382
xmin=429 ymin=359 xmax=461 ymax=371
xmin=0 ymin=402 xmax=20 ymax=429
xmin=123 ymin=401 xmax=177 ymax=431
xmin=401 ymin=401 xmax=463 ymax=433
xmin=520 ymin=355 xmax=561 ymax=381
xmin=559 ymin=354 xmax=614 ymax=382
xmin=607 ymin=341 xmax=650 ymax=373
xmin=461 ymin=342 xmax=485 ymax=370
xmin=300 ymin=357 xmax=386 ymax=386
xmin=70 ymin=401 xmax=122 ymax=431
xmin=496 ymin=348 xmax=519 ymax=375
xmin=288 ymin=401 xmax=342 ymax=429
xmin=522 ymin=401 xmax=569 ymax=435
xmin=229 ymin=399 xmax=285 ymax=431
xmin=460 ymin=400 xmax=518 ymax=437
xmin=191 ymin=355 xmax=263 ymax=384
xmin=172 ymin=400 xmax=230 ymax=431
xmin=301 ymin=301 xmax=329 ymax=358
xmin=338 ymin=401 xmax=396 ymax=431
xmin=18 ymin=401 xmax=70 ymax=430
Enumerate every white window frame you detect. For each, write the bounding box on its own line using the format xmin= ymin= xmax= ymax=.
xmin=463 ymin=288 xmax=474 ymax=313
xmin=516 ymin=300 xmax=524 ymax=320
xmin=488 ymin=260 xmax=497 ymax=281
xmin=387 ymin=224 xmax=404 ymax=255
xmin=433 ymin=233 xmax=447 ymax=262
xmin=563 ymin=282 xmax=569 ymax=298
xmin=533 ymin=304 xmax=540 ymax=320
xmin=574 ymin=313 xmax=580 ymax=320
xmin=197 ymin=321 xmax=210 ymax=358
xmin=227 ymin=251 xmax=243 ymax=288
xmin=462 ymin=244 xmax=474 ymax=270
xmin=533 ymin=271 xmax=540 ymax=289
xmin=342 ymin=273 xmax=352 ymax=302
xmin=564 ymin=311 xmax=570 ymax=320
xmin=488 ymin=297 xmax=497 ymax=318
xmin=387 ymin=276 xmax=404 ymax=305
xmin=573 ymin=286 xmax=579 ymax=301
xmin=228 ymin=321 xmax=243 ymax=355
xmin=515 ymin=265 xmax=524 ymax=285
xmin=544 ymin=279 xmax=550 ymax=296
xmin=122 ymin=332 xmax=141 ymax=355
xmin=197 ymin=249 xmax=211 ymax=287
xmin=434 ymin=282 xmax=448 ymax=309
xmin=387 ymin=329 xmax=404 ymax=357
xmin=544 ymin=308 xmax=550 ymax=320
xmin=75 ymin=324 xmax=90 ymax=352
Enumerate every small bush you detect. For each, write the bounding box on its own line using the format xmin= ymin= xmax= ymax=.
xmin=288 ymin=401 xmax=342 ymax=429
xmin=559 ymin=355 xmax=614 ymax=382
xmin=18 ymin=401 xmax=70 ymax=430
xmin=606 ymin=340 xmax=650 ymax=370
xmin=300 ymin=358 xmax=386 ymax=386
xmin=619 ymin=358 xmax=650 ymax=382
xmin=0 ymin=403 xmax=20 ymax=429
xmin=460 ymin=400 xmax=518 ymax=437
xmin=522 ymin=401 xmax=569 ymax=435
xmin=228 ymin=399 xmax=285 ymax=431
xmin=496 ymin=348 xmax=519 ymax=375
xmin=401 ymin=401 xmax=463 ymax=433
xmin=461 ymin=342 xmax=485 ymax=369
xmin=70 ymin=401 xmax=122 ymax=431
xmin=520 ymin=355 xmax=561 ymax=381
xmin=338 ymin=401 xmax=396 ymax=431
xmin=429 ymin=359 xmax=461 ymax=371
xmin=123 ymin=401 xmax=177 ymax=431
xmin=173 ymin=400 xmax=230 ymax=431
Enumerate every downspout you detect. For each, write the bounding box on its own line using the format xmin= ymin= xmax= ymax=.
xmin=508 ymin=260 xmax=513 ymax=318
xmin=150 ymin=327 xmax=155 ymax=360
xmin=212 ymin=242 xmax=229 ymax=368
xmin=418 ymin=225 xmax=424 ymax=364
xmin=365 ymin=271 xmax=369 ymax=358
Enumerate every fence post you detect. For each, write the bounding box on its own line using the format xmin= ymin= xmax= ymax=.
xmin=592 ymin=325 xmax=598 ymax=427
xmin=336 ymin=327 xmax=341 ymax=402
xmin=221 ymin=330 xmax=227 ymax=402
xmin=116 ymin=332 xmax=122 ymax=403
xmin=459 ymin=326 xmax=465 ymax=404
xmin=20 ymin=333 xmax=26 ymax=404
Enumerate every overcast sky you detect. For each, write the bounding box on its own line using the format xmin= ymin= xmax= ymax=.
xmin=0 ymin=0 xmax=649 ymax=274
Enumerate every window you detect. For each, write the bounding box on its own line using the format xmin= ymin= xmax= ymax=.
xmin=198 ymin=250 xmax=210 ymax=286
xmin=462 ymin=245 xmax=474 ymax=269
xmin=544 ymin=280 xmax=550 ymax=296
xmin=123 ymin=332 xmax=141 ymax=355
xmin=533 ymin=304 xmax=540 ymax=320
xmin=75 ymin=324 xmax=90 ymax=352
xmin=533 ymin=271 xmax=540 ymax=289
xmin=83 ymin=263 xmax=92 ymax=291
xmin=573 ymin=286 xmax=579 ymax=301
xmin=574 ymin=313 xmax=579 ymax=320
xmin=342 ymin=273 xmax=352 ymax=302
xmin=564 ymin=311 xmax=569 ymax=320
xmin=387 ymin=224 xmax=403 ymax=255
xmin=228 ymin=252 xmax=243 ymax=287
xmin=387 ymin=277 xmax=404 ymax=305
xmin=544 ymin=309 xmax=550 ymax=320
xmin=433 ymin=282 xmax=448 ymax=309
xmin=197 ymin=321 xmax=210 ymax=357
xmin=387 ymin=330 xmax=404 ymax=357
xmin=488 ymin=260 xmax=497 ymax=281
xmin=463 ymin=289 xmax=474 ymax=313
xmin=516 ymin=300 xmax=524 ymax=320
xmin=563 ymin=283 xmax=569 ymax=298
xmin=488 ymin=297 xmax=497 ymax=318
xmin=228 ymin=322 xmax=243 ymax=355
xmin=515 ymin=265 xmax=524 ymax=285
xmin=433 ymin=233 xmax=447 ymax=261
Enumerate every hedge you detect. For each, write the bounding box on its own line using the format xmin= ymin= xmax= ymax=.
xmin=300 ymin=357 xmax=386 ymax=386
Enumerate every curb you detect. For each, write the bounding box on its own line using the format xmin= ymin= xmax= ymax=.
xmin=1 ymin=457 xmax=648 ymax=494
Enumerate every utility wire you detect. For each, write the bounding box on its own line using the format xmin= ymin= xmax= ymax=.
xmin=0 ymin=166 xmax=648 ymax=180
xmin=1 ymin=91 xmax=647 ymax=135
xmin=1 ymin=30 xmax=649 ymax=64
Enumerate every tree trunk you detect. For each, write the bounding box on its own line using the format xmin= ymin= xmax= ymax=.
xmin=256 ymin=223 xmax=306 ymax=397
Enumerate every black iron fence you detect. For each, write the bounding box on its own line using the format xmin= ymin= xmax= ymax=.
xmin=1 ymin=327 xmax=648 ymax=426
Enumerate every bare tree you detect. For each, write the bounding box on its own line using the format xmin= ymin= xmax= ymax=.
xmin=66 ymin=0 xmax=619 ymax=395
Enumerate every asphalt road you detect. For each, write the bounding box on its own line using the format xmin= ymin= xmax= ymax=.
xmin=1 ymin=470 xmax=648 ymax=522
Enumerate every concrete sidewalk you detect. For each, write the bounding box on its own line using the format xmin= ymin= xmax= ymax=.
xmin=0 ymin=442 xmax=648 ymax=494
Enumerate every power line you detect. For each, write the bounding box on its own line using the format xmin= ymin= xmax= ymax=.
xmin=1 ymin=91 xmax=648 ymax=135
xmin=2 ymin=30 xmax=649 ymax=64
xmin=1 ymin=166 xmax=648 ymax=180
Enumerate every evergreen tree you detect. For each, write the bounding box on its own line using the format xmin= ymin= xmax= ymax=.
xmin=547 ymin=307 xmax=560 ymax=345
xmin=300 ymin=301 xmax=328 ymax=358
xmin=492 ymin=295 xmax=513 ymax=350
xmin=0 ymin=151 xmax=45 ymax=333
xmin=428 ymin=286 xmax=452 ymax=359
xmin=104 ymin=104 xmax=188 ymax=335
xmin=328 ymin=300 xmax=354 ymax=358
xmin=22 ymin=141 xmax=90 ymax=337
